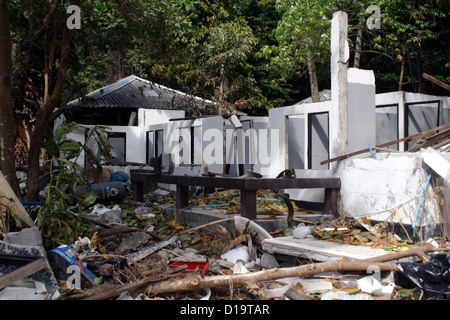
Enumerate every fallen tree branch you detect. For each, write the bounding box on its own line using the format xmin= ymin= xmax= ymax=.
xmin=143 ymin=260 xmax=400 ymax=296
xmin=83 ymin=243 xmax=450 ymax=300
xmin=83 ymin=259 xmax=398 ymax=300
xmin=363 ymin=243 xmax=450 ymax=263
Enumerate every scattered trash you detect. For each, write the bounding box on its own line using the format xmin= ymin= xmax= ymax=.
xmin=258 ymin=253 xmax=279 ymax=269
xmin=134 ymin=206 xmax=156 ymax=219
xmin=321 ymin=291 xmax=374 ymax=300
xmin=395 ymin=253 xmax=450 ymax=299
xmin=78 ymin=181 xmax=128 ymax=204
xmin=153 ymin=189 xmax=171 ymax=196
xmin=2 ymin=184 xmax=450 ymax=301
xmin=220 ymin=245 xmax=251 ymax=265
xmin=47 ymin=245 xmax=99 ymax=289
xmin=126 ymin=235 xmax=180 ymax=264
xmin=292 ymin=225 xmax=316 ymax=239
xmin=90 ymin=204 xmax=123 ymax=223
xmin=110 ymin=171 xmax=130 ymax=183
xmin=168 ymin=260 xmax=210 ymax=276
xmin=357 ymin=275 xmax=395 ymax=298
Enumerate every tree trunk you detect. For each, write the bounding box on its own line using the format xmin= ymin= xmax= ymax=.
xmin=399 ymin=59 xmax=405 ymax=91
xmin=353 ymin=25 xmax=363 ymax=68
xmin=416 ymin=55 xmax=425 ymax=93
xmin=0 ymin=7 xmax=20 ymax=197
xmin=353 ymin=3 xmax=365 ymax=69
xmin=306 ymin=51 xmax=320 ymax=103
xmin=25 ymin=24 xmax=72 ymax=201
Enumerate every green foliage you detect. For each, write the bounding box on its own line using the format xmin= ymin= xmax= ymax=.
xmin=275 ymin=0 xmax=333 ymax=62
xmin=7 ymin=0 xmax=450 ymax=126
xmin=343 ymin=0 xmax=450 ymax=93
xmin=202 ymin=20 xmax=257 ymax=102
xmin=37 ymin=123 xmax=113 ymax=248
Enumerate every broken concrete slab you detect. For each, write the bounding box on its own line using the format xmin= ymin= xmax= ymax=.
xmin=0 ymin=285 xmax=52 ymax=300
xmin=261 ymin=237 xmax=389 ymax=262
xmin=0 ymin=228 xmax=58 ymax=289
xmin=422 ymin=147 xmax=450 ymax=181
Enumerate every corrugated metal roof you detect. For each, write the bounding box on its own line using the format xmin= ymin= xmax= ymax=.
xmin=68 ymin=75 xmax=215 ymax=110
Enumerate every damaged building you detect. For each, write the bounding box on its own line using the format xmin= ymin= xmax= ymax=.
xmin=57 ymin=12 xmax=450 ymax=242
xmin=2 ymin=10 xmax=450 ymax=301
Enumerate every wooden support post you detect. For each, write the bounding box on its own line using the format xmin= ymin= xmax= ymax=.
xmin=132 ymin=180 xmax=144 ymax=202
xmin=176 ymin=185 xmax=189 ymax=209
xmin=324 ymin=188 xmax=339 ymax=217
xmin=240 ymin=189 xmax=257 ymax=220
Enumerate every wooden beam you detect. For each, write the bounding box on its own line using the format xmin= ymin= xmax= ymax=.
xmin=422 ymin=72 xmax=450 ymax=92
xmin=0 ymin=170 xmax=36 ymax=228
xmin=321 ymin=123 xmax=450 ymax=165
xmin=0 ymin=258 xmax=47 ymax=290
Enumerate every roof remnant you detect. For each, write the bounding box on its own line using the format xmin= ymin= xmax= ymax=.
xmin=68 ymin=75 xmax=215 ymax=110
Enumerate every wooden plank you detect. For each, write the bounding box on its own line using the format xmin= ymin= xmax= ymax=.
xmin=408 ymin=127 xmax=450 ymax=152
xmin=0 ymin=258 xmax=47 ymax=290
xmin=130 ymin=172 xmax=341 ymax=220
xmin=320 ymin=123 xmax=450 ymax=165
xmin=262 ymin=237 xmax=388 ymax=262
xmin=129 ymin=172 xmax=341 ymax=190
xmin=0 ymin=170 xmax=36 ymax=228
xmin=422 ymin=72 xmax=450 ymax=92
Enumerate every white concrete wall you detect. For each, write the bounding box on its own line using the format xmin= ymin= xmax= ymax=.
xmin=347 ymin=68 xmax=376 ymax=153
xmin=137 ymin=108 xmax=185 ymax=126
xmin=267 ymin=101 xmax=332 ymax=177
xmin=335 ymin=152 xmax=446 ymax=232
xmin=375 ymin=91 xmax=450 ymax=151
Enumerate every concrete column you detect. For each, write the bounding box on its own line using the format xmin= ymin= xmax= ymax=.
xmin=330 ymin=11 xmax=350 ymax=164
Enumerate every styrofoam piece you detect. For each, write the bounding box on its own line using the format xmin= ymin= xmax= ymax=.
xmin=292 ymin=226 xmax=315 ymax=239
xmin=299 ymin=279 xmax=333 ymax=294
xmin=357 ymin=275 xmax=383 ymax=295
xmin=321 ymin=291 xmax=374 ymax=300
xmin=220 ymin=245 xmax=251 ymax=264
xmin=231 ymin=261 xmax=251 ymax=274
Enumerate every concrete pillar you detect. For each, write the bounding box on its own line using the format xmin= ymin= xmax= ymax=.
xmin=347 ymin=68 xmax=376 ymax=153
xmin=330 ymin=11 xmax=350 ymax=164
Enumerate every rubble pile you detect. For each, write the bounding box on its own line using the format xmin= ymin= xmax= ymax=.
xmin=1 ymin=188 xmax=450 ymax=301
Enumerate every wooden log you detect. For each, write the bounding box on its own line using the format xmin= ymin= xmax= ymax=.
xmin=84 ymin=243 xmax=449 ymax=299
xmin=143 ymin=260 xmax=400 ymax=296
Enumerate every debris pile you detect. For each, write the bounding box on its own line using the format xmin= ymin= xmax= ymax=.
xmin=1 ymin=185 xmax=450 ymax=301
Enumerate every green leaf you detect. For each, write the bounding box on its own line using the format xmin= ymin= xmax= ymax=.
xmin=58 ymin=140 xmax=81 ymax=153
xmin=396 ymin=289 xmax=412 ymax=298
xmin=47 ymin=139 xmax=59 ymax=157
xmin=79 ymin=191 xmax=98 ymax=208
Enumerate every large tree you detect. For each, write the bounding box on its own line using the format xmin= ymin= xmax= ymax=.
xmin=0 ymin=2 xmax=18 ymax=195
xmin=274 ymin=0 xmax=333 ymax=103
xmin=7 ymin=0 xmax=171 ymax=200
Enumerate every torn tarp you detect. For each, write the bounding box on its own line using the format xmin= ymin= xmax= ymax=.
xmin=395 ymin=253 xmax=450 ymax=299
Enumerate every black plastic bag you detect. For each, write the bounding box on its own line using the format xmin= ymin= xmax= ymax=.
xmin=395 ymin=253 xmax=450 ymax=299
